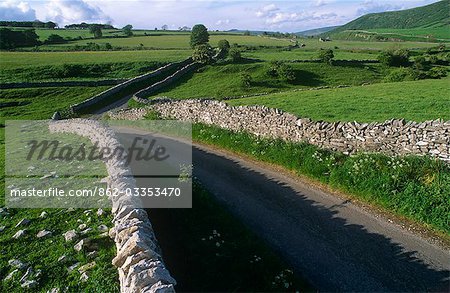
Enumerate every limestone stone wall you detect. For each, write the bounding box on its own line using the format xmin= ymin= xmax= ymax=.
xmin=49 ymin=119 xmax=176 ymax=293
xmin=133 ymin=62 xmax=199 ymax=102
xmin=70 ymin=59 xmax=191 ymax=113
xmin=114 ymin=99 xmax=449 ymax=162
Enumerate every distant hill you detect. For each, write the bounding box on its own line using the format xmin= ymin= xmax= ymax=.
xmin=295 ymin=26 xmax=340 ymax=36
xmin=324 ymin=0 xmax=449 ymax=42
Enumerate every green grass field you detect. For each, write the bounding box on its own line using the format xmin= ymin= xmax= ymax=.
xmin=42 ymin=34 xmax=291 ymax=50
xmin=0 ymin=85 xmax=119 ymax=291
xmin=33 ymin=28 xmax=124 ymax=40
xmin=270 ymin=38 xmax=438 ymax=50
xmin=368 ymin=26 xmax=450 ymax=41
xmin=0 ymin=50 xmax=191 ymax=83
xmin=243 ymin=49 xmax=379 ymax=61
xmin=0 ymin=50 xmax=190 ymax=69
xmin=0 ymin=87 xmax=108 ymax=121
xmin=227 ymin=78 xmax=450 ymax=122
xmin=144 ymin=61 xmax=382 ymax=99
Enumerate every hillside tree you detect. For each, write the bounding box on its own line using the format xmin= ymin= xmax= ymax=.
xmin=123 ymin=24 xmax=133 ymax=37
xmin=318 ymin=49 xmax=334 ymax=65
xmin=89 ymin=24 xmax=103 ymax=38
xmin=190 ymin=24 xmax=209 ymax=48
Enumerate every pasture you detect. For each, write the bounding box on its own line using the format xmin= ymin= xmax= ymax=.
xmin=143 ymin=61 xmax=383 ymax=99
xmin=227 ymin=77 xmax=450 ymax=122
xmin=0 ymin=87 xmax=108 ymax=121
xmin=42 ymin=34 xmax=292 ymax=50
xmin=0 ymin=50 xmax=190 ymax=69
xmin=368 ymin=26 xmax=450 ymax=41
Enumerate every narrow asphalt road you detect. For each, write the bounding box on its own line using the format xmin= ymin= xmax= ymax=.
xmin=113 ymin=128 xmax=450 ymax=292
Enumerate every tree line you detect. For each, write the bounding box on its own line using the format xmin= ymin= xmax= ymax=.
xmin=0 ymin=21 xmax=57 ymax=29
xmin=64 ymin=23 xmax=115 ymax=30
xmin=0 ymin=28 xmax=39 ymax=49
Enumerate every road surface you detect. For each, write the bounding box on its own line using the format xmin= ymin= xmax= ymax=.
xmin=114 ymin=127 xmax=450 ymax=292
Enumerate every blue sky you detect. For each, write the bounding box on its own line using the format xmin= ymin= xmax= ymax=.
xmin=0 ymin=0 xmax=439 ymax=32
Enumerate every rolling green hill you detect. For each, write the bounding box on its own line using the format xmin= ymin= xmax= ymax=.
xmin=325 ymin=0 xmax=450 ymax=41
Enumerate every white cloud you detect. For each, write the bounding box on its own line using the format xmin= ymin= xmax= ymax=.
xmin=255 ymin=2 xmax=338 ymax=29
xmin=0 ymin=0 xmax=438 ymax=32
xmin=313 ymin=0 xmax=329 ymax=7
xmin=0 ymin=0 xmax=36 ymax=21
xmin=356 ymin=0 xmax=401 ymax=16
xmin=256 ymin=3 xmax=279 ymax=18
xmin=215 ymin=19 xmax=230 ymax=26
xmin=43 ymin=0 xmax=111 ymax=26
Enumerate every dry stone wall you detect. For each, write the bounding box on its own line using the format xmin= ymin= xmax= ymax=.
xmin=49 ymin=119 xmax=176 ymax=293
xmin=133 ymin=62 xmax=199 ymax=103
xmin=121 ymin=99 xmax=449 ymax=162
xmin=70 ymin=59 xmax=191 ymax=113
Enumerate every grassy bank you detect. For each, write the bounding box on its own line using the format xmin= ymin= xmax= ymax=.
xmin=147 ymin=181 xmax=313 ymax=291
xmin=0 ymin=86 xmax=119 ymax=291
xmin=185 ymin=122 xmax=449 ymax=234
xmin=0 ymin=87 xmax=109 ymax=121
xmin=147 ymin=61 xmax=382 ymax=99
xmin=0 ymin=50 xmax=191 ymax=70
xmin=227 ymin=77 xmax=450 ymax=122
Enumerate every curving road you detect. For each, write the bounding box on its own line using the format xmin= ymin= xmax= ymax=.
xmin=113 ymin=127 xmax=450 ymax=292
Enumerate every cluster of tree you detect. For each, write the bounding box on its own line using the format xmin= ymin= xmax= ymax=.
xmin=0 ymin=28 xmax=39 ymax=49
xmin=89 ymin=25 xmax=103 ymax=38
xmin=378 ymin=49 xmax=410 ymax=67
xmin=0 ymin=21 xmax=57 ymax=29
xmin=65 ymin=23 xmax=115 ymax=30
xmin=380 ymin=48 xmax=448 ymax=82
xmin=262 ymin=31 xmax=296 ymax=39
xmin=191 ymin=25 xmax=245 ymax=64
xmin=318 ymin=49 xmax=335 ymax=64
xmin=44 ymin=34 xmax=67 ymax=44
xmin=266 ymin=61 xmax=296 ymax=82
xmin=191 ymin=24 xmax=213 ymax=64
xmin=179 ymin=26 xmax=191 ymax=31
xmin=122 ymin=24 xmax=133 ymax=37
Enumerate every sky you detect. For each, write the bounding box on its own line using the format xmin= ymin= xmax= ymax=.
xmin=0 ymin=0 xmax=440 ymax=32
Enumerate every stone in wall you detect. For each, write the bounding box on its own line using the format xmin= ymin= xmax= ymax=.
xmin=113 ymin=99 xmax=449 ymax=162
xmin=49 ymin=119 xmax=176 ymax=293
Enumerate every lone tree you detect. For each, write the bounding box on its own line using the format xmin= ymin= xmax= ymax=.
xmin=122 ymin=24 xmax=133 ymax=37
xmin=89 ymin=24 xmax=102 ymax=38
xmin=190 ymin=24 xmax=209 ymax=48
xmin=318 ymin=49 xmax=334 ymax=65
xmin=192 ymin=44 xmax=214 ymax=64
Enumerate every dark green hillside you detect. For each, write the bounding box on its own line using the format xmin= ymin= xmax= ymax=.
xmin=324 ymin=0 xmax=449 ymax=41
xmin=331 ymin=0 xmax=448 ymax=32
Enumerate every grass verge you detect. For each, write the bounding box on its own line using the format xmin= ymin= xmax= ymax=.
xmin=0 ymin=86 xmax=119 ymax=291
xmin=185 ymin=122 xmax=449 ymax=234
